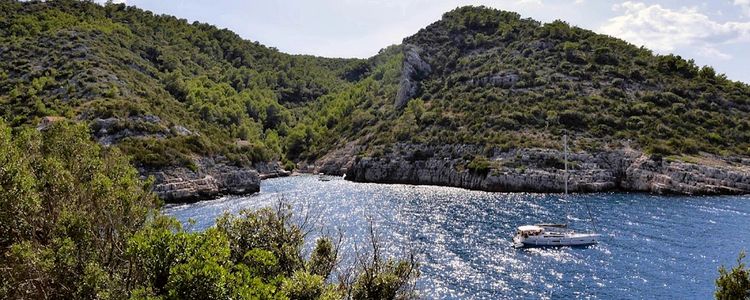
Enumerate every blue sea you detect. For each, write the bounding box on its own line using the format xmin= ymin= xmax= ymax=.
xmin=164 ymin=175 xmax=750 ymax=299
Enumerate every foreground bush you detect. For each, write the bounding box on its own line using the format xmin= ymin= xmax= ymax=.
xmin=347 ymin=222 xmax=419 ymax=300
xmin=0 ymin=119 xmax=419 ymax=299
xmin=716 ymin=250 xmax=750 ymax=300
xmin=0 ymin=119 xmax=158 ymax=299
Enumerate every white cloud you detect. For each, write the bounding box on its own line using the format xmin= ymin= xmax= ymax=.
xmin=697 ymin=46 xmax=732 ymax=60
xmin=736 ymin=0 xmax=750 ymax=16
xmin=599 ymin=1 xmax=750 ymax=59
xmin=515 ymin=0 xmax=543 ymax=6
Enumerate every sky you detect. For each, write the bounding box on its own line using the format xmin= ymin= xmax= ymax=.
xmin=102 ymin=0 xmax=750 ymax=83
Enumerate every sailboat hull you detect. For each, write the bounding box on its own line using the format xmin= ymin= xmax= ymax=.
xmin=513 ymin=233 xmax=599 ymax=248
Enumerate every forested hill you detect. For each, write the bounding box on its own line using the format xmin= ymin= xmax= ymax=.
xmin=0 ymin=0 xmax=372 ymax=169
xmin=2 ymin=1 xmax=749 ymax=174
xmin=324 ymin=6 xmax=750 ymax=159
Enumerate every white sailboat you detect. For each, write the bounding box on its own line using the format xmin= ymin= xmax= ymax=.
xmin=513 ymin=224 xmax=599 ymax=247
xmin=513 ymin=135 xmax=600 ymax=248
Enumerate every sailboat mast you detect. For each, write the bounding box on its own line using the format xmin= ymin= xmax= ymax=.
xmin=564 ymin=134 xmax=568 ymax=195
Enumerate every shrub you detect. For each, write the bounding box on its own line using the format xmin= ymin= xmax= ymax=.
xmin=594 ymin=47 xmax=618 ymax=65
xmin=715 ymin=251 xmax=750 ymax=300
xmin=347 ymin=221 xmax=419 ymax=300
xmin=558 ymin=110 xmax=587 ymax=128
xmin=0 ymin=119 xmax=158 ymax=299
xmin=646 ymin=141 xmax=674 ymax=157
xmin=467 ymin=155 xmax=491 ymax=174
xmin=164 ymin=228 xmax=232 ymax=300
xmin=308 ymin=238 xmax=338 ymax=278
xmin=281 ymin=271 xmax=341 ymax=300
xmin=282 ymin=158 xmax=297 ymax=171
xmin=216 ymin=205 xmax=305 ymax=275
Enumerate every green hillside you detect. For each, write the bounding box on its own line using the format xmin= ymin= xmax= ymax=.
xmin=1 ymin=1 xmax=749 ymax=170
xmin=0 ymin=0 xmax=371 ymax=168
xmin=307 ymin=7 xmax=750 ymax=158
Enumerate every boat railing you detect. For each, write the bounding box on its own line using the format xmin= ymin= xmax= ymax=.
xmin=535 ymin=223 xmax=567 ymax=228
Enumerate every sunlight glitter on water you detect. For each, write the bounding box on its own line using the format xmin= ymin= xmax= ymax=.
xmin=164 ymin=175 xmax=750 ymax=299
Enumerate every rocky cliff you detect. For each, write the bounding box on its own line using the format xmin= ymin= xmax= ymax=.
xmin=314 ymin=143 xmax=750 ymax=195
xmin=90 ymin=116 xmax=291 ymax=203
xmin=143 ymin=158 xmax=289 ymax=203
xmin=394 ymin=44 xmax=431 ymax=109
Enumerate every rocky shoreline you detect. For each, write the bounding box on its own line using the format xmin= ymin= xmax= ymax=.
xmin=142 ymin=143 xmax=749 ymax=203
xmin=315 ymin=143 xmax=750 ymax=195
xmin=142 ymin=158 xmax=290 ymax=203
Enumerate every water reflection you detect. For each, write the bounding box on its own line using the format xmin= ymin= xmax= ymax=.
xmin=164 ymin=175 xmax=750 ymax=299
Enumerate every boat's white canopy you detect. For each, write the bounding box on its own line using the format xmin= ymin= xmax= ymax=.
xmin=517 ymin=225 xmax=543 ymax=232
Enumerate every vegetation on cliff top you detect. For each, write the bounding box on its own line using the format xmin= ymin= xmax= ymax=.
xmin=1 ymin=1 xmax=749 ymax=169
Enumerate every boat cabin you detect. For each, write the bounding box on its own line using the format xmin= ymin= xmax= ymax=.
xmin=516 ymin=225 xmax=543 ymax=237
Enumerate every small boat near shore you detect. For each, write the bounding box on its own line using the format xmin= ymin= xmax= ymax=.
xmin=318 ymin=173 xmax=332 ymax=181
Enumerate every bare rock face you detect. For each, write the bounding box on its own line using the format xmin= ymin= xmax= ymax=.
xmin=622 ymin=155 xmax=750 ymax=194
xmin=313 ymin=140 xmax=364 ymax=175
xmin=395 ymin=44 xmax=431 ymax=109
xmin=144 ymin=157 xmax=274 ymax=203
xmin=92 ymin=115 xmax=171 ymax=146
xmin=151 ymin=174 xmax=223 ymax=202
xmin=468 ymin=72 xmax=520 ymax=88
xmin=332 ymin=143 xmax=750 ymax=195
xmin=254 ymin=161 xmax=292 ymax=179
xmin=171 ymin=125 xmax=193 ymax=136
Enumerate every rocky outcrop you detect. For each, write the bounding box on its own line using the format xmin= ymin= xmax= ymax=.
xmin=313 ymin=140 xmax=364 ymax=175
xmin=621 ymin=155 xmax=750 ymax=194
xmin=254 ymin=161 xmax=292 ymax=180
xmin=143 ymin=158 xmax=289 ymax=203
xmin=395 ymin=44 xmax=431 ymax=109
xmin=92 ymin=115 xmax=173 ymax=146
xmin=88 ymin=115 xmax=291 ymax=202
xmin=91 ymin=115 xmax=205 ymax=146
xmin=468 ymin=72 xmax=520 ymax=88
xmin=316 ymin=143 xmax=750 ymax=195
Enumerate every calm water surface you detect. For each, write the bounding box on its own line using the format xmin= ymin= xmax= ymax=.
xmin=164 ymin=175 xmax=750 ymax=299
